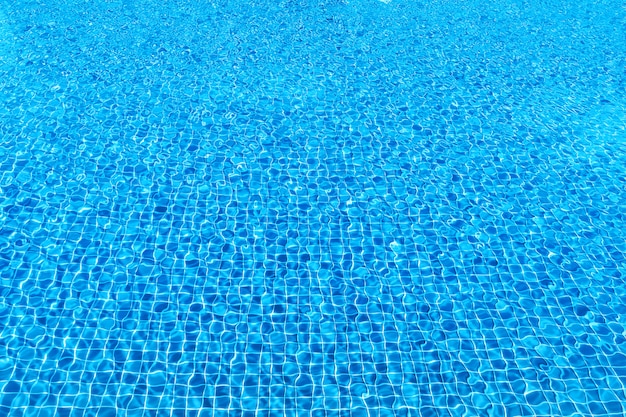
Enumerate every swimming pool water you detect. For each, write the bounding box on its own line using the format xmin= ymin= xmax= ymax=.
xmin=1 ymin=0 xmax=625 ymax=415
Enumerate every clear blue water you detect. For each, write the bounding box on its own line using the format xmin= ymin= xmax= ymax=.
xmin=1 ymin=0 xmax=625 ymax=415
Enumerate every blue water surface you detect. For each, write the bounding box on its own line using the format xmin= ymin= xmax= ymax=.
xmin=1 ymin=0 xmax=626 ymax=415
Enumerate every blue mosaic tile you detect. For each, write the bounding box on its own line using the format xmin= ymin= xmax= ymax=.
xmin=0 ymin=0 xmax=626 ymax=415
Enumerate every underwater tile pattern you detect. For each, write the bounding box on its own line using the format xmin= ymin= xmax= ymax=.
xmin=1 ymin=0 xmax=626 ymax=415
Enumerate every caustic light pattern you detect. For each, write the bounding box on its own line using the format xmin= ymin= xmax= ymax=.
xmin=0 ymin=0 xmax=625 ymax=416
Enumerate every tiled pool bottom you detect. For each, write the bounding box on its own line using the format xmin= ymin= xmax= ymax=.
xmin=1 ymin=0 xmax=626 ymax=415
